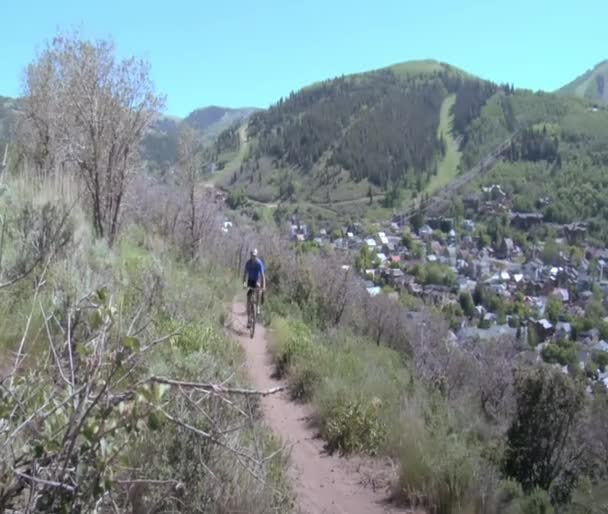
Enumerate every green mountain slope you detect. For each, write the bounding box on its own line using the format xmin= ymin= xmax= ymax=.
xmin=558 ymin=60 xmax=608 ymax=103
xmin=142 ymin=106 xmax=259 ymax=173
xmin=185 ymin=106 xmax=259 ymax=136
xmin=214 ymin=60 xmax=502 ymax=209
xmin=450 ymin=88 xmax=608 ymax=243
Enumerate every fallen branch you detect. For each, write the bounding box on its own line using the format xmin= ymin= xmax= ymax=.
xmin=12 ymin=469 xmax=76 ymax=493
xmin=149 ymin=376 xmax=285 ymax=397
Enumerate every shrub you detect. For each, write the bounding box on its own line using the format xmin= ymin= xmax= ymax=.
xmin=321 ymin=396 xmax=386 ymax=455
xmin=268 ymin=318 xmax=314 ymax=378
xmin=391 ymin=401 xmax=479 ymax=514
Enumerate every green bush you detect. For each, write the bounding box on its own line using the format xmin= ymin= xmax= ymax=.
xmin=391 ymin=400 xmax=479 ymax=514
xmin=269 ymin=318 xmax=314 ymax=378
xmin=321 ymin=397 xmax=386 ymax=455
xmin=516 ymin=488 xmax=554 ymax=514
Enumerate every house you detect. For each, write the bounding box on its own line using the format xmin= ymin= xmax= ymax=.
xmin=334 ymin=238 xmax=348 ymax=251
xmin=423 ymin=285 xmax=452 ymax=306
xmin=523 ymin=259 xmax=544 ymax=282
xmin=463 ymin=194 xmax=480 ymax=213
xmin=386 ymin=269 xmax=405 ymax=287
xmin=365 ymin=238 xmax=377 ymax=248
xmin=419 ymin=225 xmax=433 ymax=239
xmin=462 ymin=219 xmax=476 ymax=232
xmin=497 ymin=238 xmax=515 ymax=259
xmin=458 ymin=324 xmax=517 ymax=342
xmin=592 ymin=340 xmax=608 ymax=353
xmin=552 ymin=288 xmax=570 ymax=303
xmin=444 ymin=246 xmax=457 ymax=267
xmin=378 ymin=232 xmax=389 ymax=246
xmin=536 ymin=319 xmax=554 ymax=342
xmin=580 ymin=328 xmax=600 ymax=343
xmin=484 ymin=312 xmax=498 ymax=325
xmin=564 ymin=222 xmax=587 ymax=245
xmin=394 ymin=273 xmax=416 ymax=292
xmin=482 ymin=185 xmax=507 ymax=205
xmin=366 ymin=286 xmax=382 ymax=296
xmin=510 ymin=212 xmax=543 ymax=230
xmin=457 ymin=277 xmax=477 ymax=293
xmin=448 ymin=229 xmax=457 ymax=245
xmin=555 ymin=322 xmax=572 ymax=342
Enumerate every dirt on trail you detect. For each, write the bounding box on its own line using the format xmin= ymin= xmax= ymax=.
xmin=231 ymin=299 xmax=406 ymax=514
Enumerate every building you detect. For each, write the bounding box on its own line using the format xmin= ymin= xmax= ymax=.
xmin=497 ymin=238 xmax=515 ymax=259
xmin=510 ymin=212 xmax=544 ymax=230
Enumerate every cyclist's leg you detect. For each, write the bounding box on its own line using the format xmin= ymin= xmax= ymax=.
xmin=256 ymin=286 xmax=262 ymax=315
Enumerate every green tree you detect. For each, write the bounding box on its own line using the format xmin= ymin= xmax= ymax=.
xmin=410 ymin=210 xmax=425 ymax=234
xmin=459 ymin=291 xmax=476 ymax=318
xmin=541 ymin=241 xmax=560 ymax=266
xmin=545 ymin=295 xmax=563 ymax=324
xmin=592 ymin=351 xmax=608 ymax=372
xmin=502 ymin=368 xmax=586 ymax=503
xmin=355 ymin=245 xmax=375 ymax=271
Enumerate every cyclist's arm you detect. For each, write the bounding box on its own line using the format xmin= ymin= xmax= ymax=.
xmin=261 ymin=270 xmax=266 ymax=290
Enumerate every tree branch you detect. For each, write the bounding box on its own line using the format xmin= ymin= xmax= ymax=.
xmin=149 ymin=376 xmax=285 ymax=396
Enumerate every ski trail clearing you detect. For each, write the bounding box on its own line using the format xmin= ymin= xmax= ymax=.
xmin=231 ymin=299 xmax=405 ymax=514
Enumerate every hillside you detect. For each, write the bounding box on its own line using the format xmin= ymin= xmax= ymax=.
xmin=558 ymin=60 xmax=608 ymax=104
xmin=455 ymin=88 xmax=608 ymax=242
xmin=212 ymin=60 xmax=504 ymax=215
xmin=213 ymin=60 xmax=608 ymax=238
xmin=138 ymin=106 xmax=259 ymax=173
xmin=185 ymin=106 xmax=259 ymax=137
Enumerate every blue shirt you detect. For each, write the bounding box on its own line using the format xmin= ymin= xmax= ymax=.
xmin=245 ymin=258 xmax=263 ymax=282
xmin=259 ymin=257 xmax=265 ymax=274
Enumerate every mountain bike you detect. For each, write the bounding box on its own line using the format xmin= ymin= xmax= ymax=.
xmin=246 ymin=285 xmax=259 ymax=338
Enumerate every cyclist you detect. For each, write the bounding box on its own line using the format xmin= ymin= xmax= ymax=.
xmin=243 ymin=248 xmax=266 ymax=327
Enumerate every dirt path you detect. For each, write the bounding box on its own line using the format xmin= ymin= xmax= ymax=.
xmin=231 ymin=300 xmax=403 ymax=514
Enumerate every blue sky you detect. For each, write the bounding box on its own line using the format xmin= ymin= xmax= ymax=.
xmin=1 ymin=0 xmax=606 ymax=117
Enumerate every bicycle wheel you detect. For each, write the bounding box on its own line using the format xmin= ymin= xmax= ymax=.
xmin=250 ymin=300 xmax=256 ymax=338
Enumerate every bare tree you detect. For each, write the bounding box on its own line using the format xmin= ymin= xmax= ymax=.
xmin=20 ymin=32 xmax=165 ymax=245
xmin=0 ymin=289 xmax=287 ymax=513
xmin=176 ymin=125 xmax=206 ymax=259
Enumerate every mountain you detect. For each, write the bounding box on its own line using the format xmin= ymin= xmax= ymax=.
xmin=212 ymin=60 xmax=508 ymax=210
xmin=558 ymin=60 xmax=608 ymax=103
xmin=213 ymin=60 xmax=608 ymax=244
xmin=141 ymin=106 xmax=258 ymax=173
xmin=184 ymin=106 xmax=259 ymax=137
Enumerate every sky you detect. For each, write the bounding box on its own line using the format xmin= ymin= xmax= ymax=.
xmin=1 ymin=0 xmax=606 ymax=117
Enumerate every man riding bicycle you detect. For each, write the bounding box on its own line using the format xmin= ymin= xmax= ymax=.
xmin=243 ymin=248 xmax=266 ymax=327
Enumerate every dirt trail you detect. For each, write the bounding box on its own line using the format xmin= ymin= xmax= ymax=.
xmin=231 ymin=300 xmax=403 ymax=514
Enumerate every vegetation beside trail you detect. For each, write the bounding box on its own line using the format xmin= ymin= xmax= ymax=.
xmin=251 ymin=240 xmax=608 ymax=514
xmin=0 ymin=32 xmax=292 ymax=514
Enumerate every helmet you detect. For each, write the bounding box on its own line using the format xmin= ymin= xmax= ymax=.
xmin=251 ymin=248 xmax=258 ymax=256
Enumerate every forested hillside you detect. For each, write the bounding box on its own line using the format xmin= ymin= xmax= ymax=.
xmin=216 ymin=61 xmax=505 ymax=205
xmin=457 ymin=89 xmax=608 ymax=242
xmin=558 ymin=60 xmax=608 ymax=104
